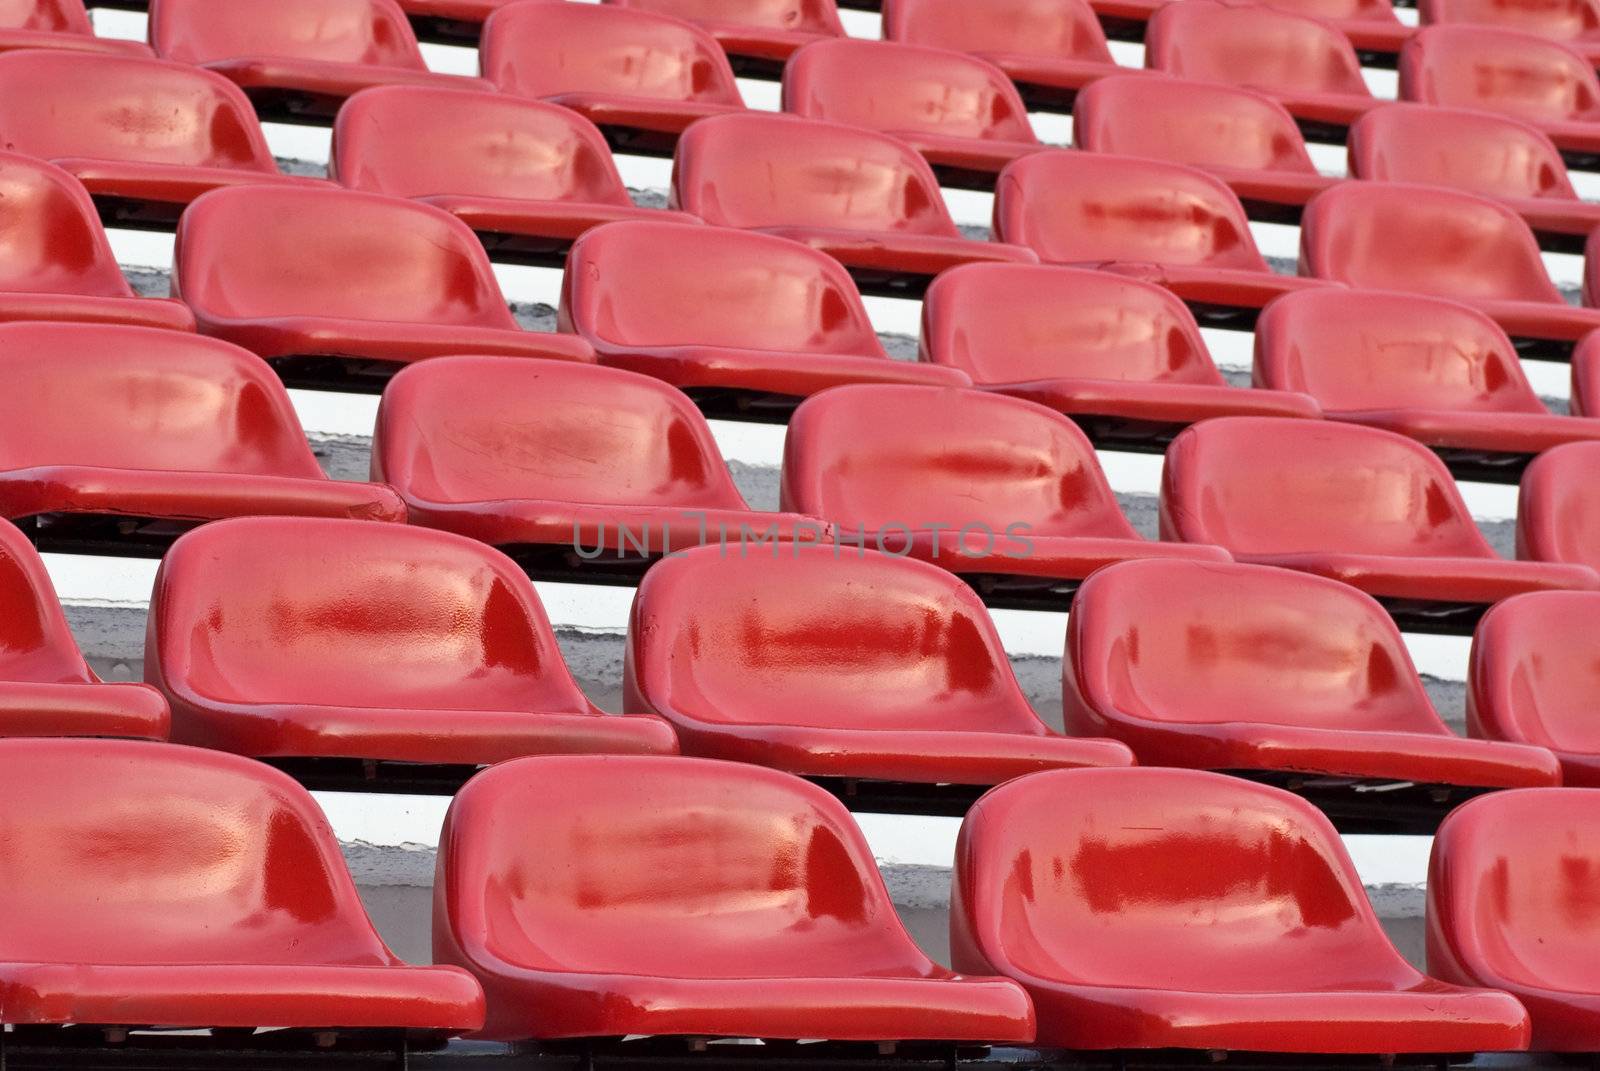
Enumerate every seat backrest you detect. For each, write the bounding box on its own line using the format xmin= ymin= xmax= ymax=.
xmin=1469 ymin=591 xmax=1600 ymax=753
xmin=150 ymin=0 xmax=429 ymax=70
xmin=481 ymin=0 xmax=743 ymax=106
xmin=671 ymin=112 xmax=960 ymax=237
xmin=995 ymin=150 xmax=1271 ymax=272
xmin=0 ymin=518 xmax=98 ymax=683
xmin=1572 ymin=330 xmax=1600 ymax=415
xmin=332 ymin=85 xmax=631 ymax=206
xmin=174 ymin=185 xmax=518 ymax=328
xmin=438 ymin=754 xmax=939 ymax=977
xmin=882 ymin=0 xmax=1114 ymax=63
xmin=1299 ymin=181 xmax=1564 ymax=303
xmin=1400 ymin=24 xmax=1600 ymax=123
xmin=783 ymin=38 xmax=1037 ymax=145
xmin=607 ymin=0 xmax=845 ymax=35
xmin=1517 ymin=441 xmax=1600 ymax=570
xmin=1145 ymin=0 xmax=1373 ymax=99
xmin=1421 ymin=0 xmax=1600 ymax=40
xmin=0 ymin=738 xmax=402 ymax=966
xmin=953 ymin=767 xmax=1418 ymax=991
xmin=1160 ymin=416 xmax=1497 ymax=557
xmin=1074 ymin=75 xmax=1318 ymax=176
xmin=921 ymin=263 xmax=1225 ymax=386
xmin=781 ymin=384 xmax=1138 ymax=539
xmin=149 ymin=517 xmax=595 ymax=714
xmin=0 ymin=151 xmax=134 ymax=297
xmin=1348 ymin=103 xmax=1576 ymax=200
xmin=1254 ymin=289 xmax=1546 ymax=414
xmin=0 ymin=0 xmax=96 ymax=34
xmin=626 ymin=543 xmax=1049 ymax=733
xmin=1066 ymin=558 xmax=1447 ymax=735
xmin=560 ymin=220 xmax=885 ymax=355
xmin=1252 ymin=0 xmax=1404 ymax=23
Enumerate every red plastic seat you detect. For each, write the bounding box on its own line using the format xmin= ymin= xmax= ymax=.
xmin=1144 ymin=1 xmax=1380 ymax=135
xmin=435 ymin=753 xmax=1037 ymax=1041
xmin=1571 ymin=329 xmax=1600 ymax=411
xmin=780 ymin=384 xmax=1231 ymax=594
xmin=1421 ymin=0 xmax=1600 ymax=64
xmin=0 ymin=738 xmax=485 ymax=1034
xmin=783 ymin=38 xmax=1046 ymax=188
xmin=1088 ymin=0 xmax=1412 ymax=57
xmin=173 ymin=185 xmax=593 ymax=392
xmin=605 ymin=0 xmax=844 ymax=69
xmin=146 ymin=516 xmax=679 ymax=764
xmin=559 ymin=221 xmax=969 ymax=414
xmin=625 ymin=543 xmax=1135 ymax=783
xmin=149 ymin=0 xmax=488 ymax=124
xmin=395 ymin=0 xmax=517 ymax=39
xmin=1518 ymin=440 xmax=1600 ymax=573
xmin=1073 ymin=75 xmax=1338 ymax=218
xmin=0 ymin=151 xmax=193 ymax=332
xmin=1160 ymin=416 xmax=1600 ymax=616
xmin=333 ymin=85 xmax=699 ymax=266
xmin=671 ymin=112 xmax=1037 ymax=296
xmin=920 ymin=263 xmax=1321 ymax=448
xmin=994 ymin=150 xmax=1331 ymax=325
xmin=951 ymin=767 xmax=1533 ymax=1053
xmin=1065 ymin=558 xmax=1559 ymax=787
xmin=0 ymin=520 xmax=167 ymax=740
xmin=481 ymin=1 xmax=745 ymax=157
xmin=0 ymin=0 xmax=152 ymax=55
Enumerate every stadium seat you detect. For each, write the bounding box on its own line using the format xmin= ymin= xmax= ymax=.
xmin=1255 ymin=289 xmax=1600 ymax=480
xmin=1429 ymin=788 xmax=1600 ymax=1050
xmin=1144 ymin=1 xmax=1380 ymax=136
xmin=173 ymin=185 xmax=593 ymax=392
xmin=1072 ymin=75 xmax=1338 ymax=220
xmin=146 ymin=517 xmax=679 ymax=765
xmin=0 ymin=151 xmax=193 ymax=332
xmin=0 ymin=51 xmax=325 ymax=228
xmin=920 ymin=263 xmax=1321 ymax=450
xmin=332 ymin=85 xmax=699 ymax=266
xmin=1160 ymin=417 xmax=1600 ymax=625
xmin=1420 ymin=0 xmax=1600 ymax=64
xmin=435 ymin=753 xmax=1037 ymax=1041
xmin=1518 ymin=441 xmax=1600 ymax=573
xmin=951 ymin=767 xmax=1533 ymax=1053
xmin=148 ymin=0 xmax=488 ymax=124
xmin=1254 ymin=0 xmax=1415 ymax=54
xmin=605 ymin=0 xmax=845 ymax=72
xmin=1572 ymin=331 xmax=1600 ymax=412
xmin=780 ymin=384 xmax=1230 ymax=601
xmin=1584 ymin=231 xmax=1600 ymax=308
xmin=783 ymin=38 xmax=1046 ymax=188
xmin=395 ymin=0 xmax=516 ymax=43
xmin=559 ymin=221 xmax=969 ymax=418
xmin=625 ymin=543 xmax=1135 ymax=784
xmin=0 ymin=520 xmax=167 ymax=740
xmin=1400 ymin=26 xmax=1600 ymax=164
xmin=480 ymin=1 xmax=745 ymax=156
xmin=994 ymin=151 xmax=1330 ymax=326
xmin=1065 ymin=558 xmax=1560 ymax=789
xmin=670 ymin=112 xmax=1037 ymax=296
xmin=0 ymin=738 xmax=485 ymax=1034
xmin=0 ymin=0 xmax=152 ymax=55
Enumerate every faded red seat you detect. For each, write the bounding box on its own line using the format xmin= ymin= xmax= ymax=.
xmin=149 ymin=0 xmax=488 ymax=124
xmin=1571 ymin=329 xmax=1600 ymax=411
xmin=626 ymin=543 xmax=1134 ymax=783
xmin=481 ymin=1 xmax=745 ymax=156
xmin=605 ymin=0 xmax=845 ymax=70
xmin=1073 ymin=75 xmax=1338 ymax=219
xmin=146 ymin=517 xmax=678 ymax=765
xmin=0 ymin=738 xmax=484 ymax=1034
xmin=436 ymin=754 xmax=1037 ymax=1041
xmin=0 ymin=0 xmax=152 ymax=55
xmin=559 ymin=221 xmax=968 ymax=416
xmin=1583 ymin=231 xmax=1600 ymax=308
xmin=1089 ymin=0 xmax=1412 ymax=56
xmin=783 ymin=38 xmax=1046 ymax=187
xmin=1421 ymin=0 xmax=1600 ymax=64
xmin=951 ymin=767 xmax=1533 ymax=1052
xmin=333 ymin=85 xmax=698 ymax=266
xmin=0 ymin=520 xmax=167 ymax=740
xmin=1161 ymin=416 xmax=1600 ymax=620
xmin=671 ymin=112 xmax=1036 ymax=296
xmin=395 ymin=0 xmax=517 ymax=40
xmin=1066 ymin=558 xmax=1559 ymax=788
xmin=173 ymin=184 xmax=593 ymax=392
xmin=921 ymin=263 xmax=1320 ymax=449
xmin=1518 ymin=440 xmax=1600 ymax=573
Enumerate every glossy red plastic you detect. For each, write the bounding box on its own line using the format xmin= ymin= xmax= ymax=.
xmin=920 ymin=263 xmax=1321 ymax=431
xmin=780 ymin=384 xmax=1231 ymax=583
xmin=952 ymin=767 xmax=1533 ymax=1052
xmin=559 ymin=220 xmax=969 ymax=400
xmin=1517 ymin=440 xmax=1600 ymax=574
xmin=625 ymin=544 xmax=1134 ymax=782
xmin=0 ymin=520 xmax=167 ymax=740
xmin=604 ymin=0 xmax=844 ymax=65
xmin=1421 ymin=0 xmax=1600 ymax=63
xmin=1065 ymin=558 xmax=1559 ymax=785
xmin=146 ymin=517 xmax=678 ymax=764
xmin=783 ymin=38 xmax=1045 ymax=184
xmin=671 ymin=112 xmax=1037 ymax=292
xmin=0 ymin=152 xmax=193 ymax=332
xmin=395 ymin=0 xmax=516 ymax=29
xmin=436 ymin=754 xmax=1037 ymax=1041
xmin=0 ymin=738 xmax=485 ymax=1031
xmin=0 ymin=0 xmax=151 ymax=55
xmin=173 ymin=185 xmax=594 ymax=375
xmin=1160 ymin=416 xmax=1600 ymax=605
xmin=1585 ymin=232 xmax=1600 ymax=309
xmin=1088 ymin=0 xmax=1412 ymax=56
xmin=1575 ymin=332 xmax=1600 ymax=412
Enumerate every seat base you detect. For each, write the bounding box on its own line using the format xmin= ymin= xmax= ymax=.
xmin=1330 ymin=408 xmax=1600 ymax=483
xmin=758 ymin=226 xmax=1038 ymax=298
xmin=421 ymin=194 xmax=701 ymax=267
xmin=203 ymin=59 xmax=489 ymax=125
xmin=889 ymin=131 xmax=1049 ymax=191
xmin=546 ymin=94 xmax=746 ymax=157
